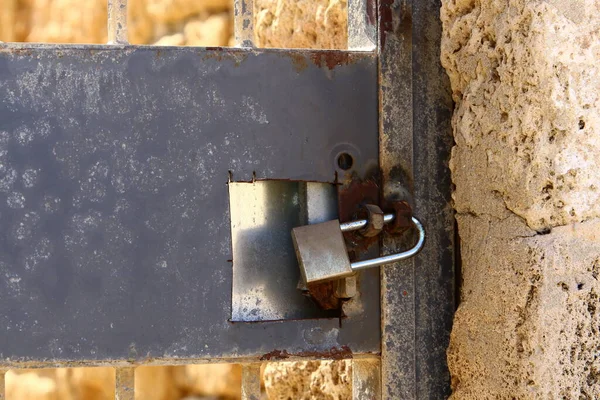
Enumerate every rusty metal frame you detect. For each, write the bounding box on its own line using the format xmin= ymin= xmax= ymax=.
xmin=378 ymin=0 xmax=455 ymax=398
xmin=0 ymin=0 xmax=454 ymax=398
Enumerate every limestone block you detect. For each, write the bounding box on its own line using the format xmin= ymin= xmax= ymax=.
xmin=254 ymin=0 xmax=347 ymax=49
xmin=172 ymin=364 xmax=242 ymax=399
xmin=6 ymin=370 xmax=58 ymax=400
xmin=442 ymin=0 xmax=600 ymax=231
xmin=448 ymin=217 xmax=600 ymax=398
xmin=263 ymin=360 xmax=351 ymax=400
xmin=442 ymin=0 xmax=600 ymax=398
xmin=144 ymin=0 xmax=230 ymax=23
xmin=0 ymin=0 xmax=17 ymax=42
xmin=26 ymin=0 xmax=108 ymax=43
xmin=56 ymin=368 xmax=115 ymax=400
xmin=183 ymin=13 xmax=232 ymax=47
xmin=135 ymin=366 xmax=181 ymax=400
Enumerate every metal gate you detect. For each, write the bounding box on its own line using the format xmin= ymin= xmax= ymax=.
xmin=0 ymin=0 xmax=454 ymax=398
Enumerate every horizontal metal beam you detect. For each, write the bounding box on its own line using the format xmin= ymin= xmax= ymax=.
xmin=0 ymin=44 xmax=380 ymax=367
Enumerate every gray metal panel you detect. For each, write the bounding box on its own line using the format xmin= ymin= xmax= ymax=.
xmin=0 ymin=44 xmax=380 ymax=365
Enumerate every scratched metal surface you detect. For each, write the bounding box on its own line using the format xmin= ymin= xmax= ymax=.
xmin=378 ymin=0 xmax=455 ymax=398
xmin=0 ymin=44 xmax=380 ymax=365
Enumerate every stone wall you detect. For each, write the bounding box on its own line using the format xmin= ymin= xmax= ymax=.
xmin=0 ymin=0 xmax=232 ymax=46
xmin=441 ymin=0 xmax=600 ymax=398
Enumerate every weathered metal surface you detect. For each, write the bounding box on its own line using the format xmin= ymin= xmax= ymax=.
xmin=0 ymin=44 xmax=380 ymax=366
xmin=293 ymin=220 xmax=353 ymax=284
xmin=230 ymin=181 xmax=337 ymax=321
xmin=352 ymin=359 xmax=381 ymax=400
xmin=234 ymin=0 xmax=254 ymax=47
xmin=348 ymin=0 xmax=377 ymax=51
xmin=378 ymin=0 xmax=455 ymax=398
xmin=241 ymin=363 xmax=261 ymax=400
xmin=108 ymin=0 xmax=128 ymax=45
xmin=115 ymin=367 xmax=135 ymax=400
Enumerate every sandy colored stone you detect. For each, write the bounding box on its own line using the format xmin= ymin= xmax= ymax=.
xmin=183 ymin=13 xmax=232 ymax=47
xmin=442 ymin=0 xmax=600 ymax=232
xmin=144 ymin=0 xmax=230 ymax=23
xmin=0 ymin=0 xmax=233 ymax=46
xmin=448 ymin=217 xmax=600 ymax=398
xmin=26 ymin=0 xmax=108 ymax=43
xmin=172 ymin=364 xmax=242 ymax=399
xmin=57 ymin=368 xmax=115 ymax=400
xmin=6 ymin=370 xmax=58 ymax=400
xmin=153 ymin=32 xmax=186 ymax=46
xmin=135 ymin=366 xmax=181 ymax=400
xmin=6 ymin=368 xmax=115 ymax=400
xmin=442 ymin=0 xmax=600 ymax=398
xmin=0 ymin=0 xmax=17 ymax=42
xmin=263 ymin=360 xmax=351 ymax=400
xmin=254 ymin=0 xmax=347 ymax=49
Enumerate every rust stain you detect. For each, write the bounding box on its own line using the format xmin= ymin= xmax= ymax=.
xmin=260 ymin=346 xmax=352 ymax=361
xmin=310 ymin=51 xmax=352 ymax=70
xmin=200 ymin=47 xmax=250 ymax=66
xmin=338 ymin=178 xmax=381 ymax=257
xmin=305 ymin=281 xmax=340 ymax=310
xmin=382 ymin=200 xmax=412 ymax=235
xmin=288 ymin=53 xmax=309 ymax=72
xmin=379 ymin=0 xmax=394 ymax=49
xmin=260 ymin=350 xmax=290 ymax=361
xmin=366 ymin=0 xmax=377 ymax=26
xmin=296 ymin=346 xmax=353 ymax=360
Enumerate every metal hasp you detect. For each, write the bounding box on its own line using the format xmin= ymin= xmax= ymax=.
xmin=292 ymin=214 xmax=425 ymax=284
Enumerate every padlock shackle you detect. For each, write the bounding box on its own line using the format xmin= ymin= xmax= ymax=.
xmin=350 ymin=216 xmax=425 ymax=271
xmin=340 ymin=213 xmax=395 ymax=232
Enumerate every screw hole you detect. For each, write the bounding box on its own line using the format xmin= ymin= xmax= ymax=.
xmin=337 ymin=153 xmax=353 ymax=170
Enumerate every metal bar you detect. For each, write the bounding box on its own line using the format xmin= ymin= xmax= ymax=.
xmin=340 ymin=213 xmax=395 ymax=232
xmin=348 ymin=0 xmax=377 ymax=50
xmin=0 ymin=370 xmax=5 ymax=400
xmin=107 ymin=0 xmax=128 ymax=44
xmin=352 ymin=359 xmax=381 ymax=400
xmin=351 ymin=217 xmax=425 ymax=271
xmin=0 ymin=46 xmax=379 ymax=364
xmin=378 ymin=0 xmax=417 ymax=397
xmin=234 ymin=0 xmax=254 ymax=47
xmin=241 ymin=364 xmax=262 ymax=400
xmin=378 ymin=0 xmax=455 ymax=398
xmin=115 ymin=367 xmax=135 ymax=400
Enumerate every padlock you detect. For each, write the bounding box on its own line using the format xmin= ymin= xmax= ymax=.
xmin=291 ymin=212 xmax=425 ymax=284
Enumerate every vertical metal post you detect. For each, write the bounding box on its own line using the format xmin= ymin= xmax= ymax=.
xmin=115 ymin=367 xmax=135 ymax=400
xmin=108 ymin=0 xmax=128 ymax=44
xmin=378 ymin=0 xmax=455 ymax=399
xmin=241 ymin=363 xmax=261 ymax=400
xmin=378 ymin=1 xmax=415 ymax=398
xmin=352 ymin=359 xmax=381 ymax=400
xmin=348 ymin=0 xmax=377 ymax=50
xmin=0 ymin=370 xmax=5 ymax=400
xmin=234 ymin=0 xmax=254 ymax=47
